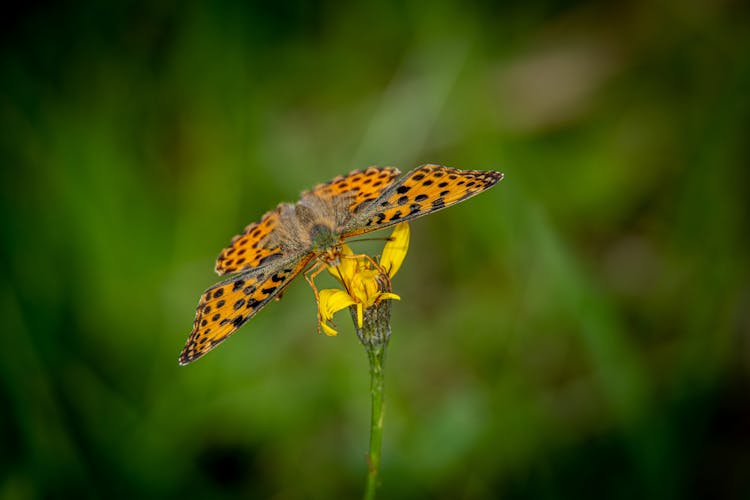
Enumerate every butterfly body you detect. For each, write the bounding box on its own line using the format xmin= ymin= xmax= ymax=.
xmin=180 ymin=164 xmax=503 ymax=365
xmin=266 ymin=199 xmax=345 ymax=257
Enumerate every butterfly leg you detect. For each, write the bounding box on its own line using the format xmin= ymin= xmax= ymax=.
xmin=304 ymin=259 xmax=328 ymax=302
xmin=304 ymin=259 xmax=330 ymax=333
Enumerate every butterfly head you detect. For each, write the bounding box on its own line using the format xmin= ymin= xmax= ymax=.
xmin=310 ymin=223 xmax=343 ymax=265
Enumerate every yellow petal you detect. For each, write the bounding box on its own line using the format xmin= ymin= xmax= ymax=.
xmin=349 ymin=268 xmax=383 ymax=307
xmin=319 ymin=288 xmax=356 ymax=316
xmin=357 ymin=303 xmax=363 ymax=328
xmin=321 ymin=320 xmax=339 ymax=336
xmin=381 ymin=223 xmax=410 ymax=278
xmin=318 ymin=289 xmax=356 ymax=336
xmin=378 ymin=292 xmax=401 ymax=302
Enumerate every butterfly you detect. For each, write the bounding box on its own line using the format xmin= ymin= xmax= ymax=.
xmin=179 ymin=164 xmax=503 ymax=364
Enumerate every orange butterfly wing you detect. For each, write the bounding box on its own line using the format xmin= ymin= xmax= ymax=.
xmin=344 ymin=164 xmax=504 ymax=236
xmin=305 ymin=166 xmax=401 ymax=212
xmin=179 ymin=255 xmax=313 ymax=365
xmin=215 ymin=207 xmax=286 ymax=276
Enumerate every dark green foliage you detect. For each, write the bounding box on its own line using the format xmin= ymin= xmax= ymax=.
xmin=1 ymin=1 xmax=749 ymax=498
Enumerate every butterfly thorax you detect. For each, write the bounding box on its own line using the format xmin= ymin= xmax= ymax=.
xmin=307 ymin=222 xmax=335 ymax=248
xmin=267 ymin=192 xmax=350 ymax=264
xmin=299 ymin=194 xmax=349 ymax=265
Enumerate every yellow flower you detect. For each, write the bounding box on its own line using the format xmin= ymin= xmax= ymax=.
xmin=318 ymin=223 xmax=410 ymax=336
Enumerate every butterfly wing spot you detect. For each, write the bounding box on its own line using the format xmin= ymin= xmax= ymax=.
xmin=348 ymin=165 xmax=503 ymax=234
xmin=215 ymin=208 xmax=284 ymax=275
xmin=179 ymin=256 xmax=312 ymax=365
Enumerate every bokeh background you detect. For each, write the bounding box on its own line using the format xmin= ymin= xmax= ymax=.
xmin=2 ymin=1 xmax=749 ymax=499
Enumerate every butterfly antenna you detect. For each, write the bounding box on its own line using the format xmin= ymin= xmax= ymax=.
xmin=347 ymin=236 xmax=394 ymax=244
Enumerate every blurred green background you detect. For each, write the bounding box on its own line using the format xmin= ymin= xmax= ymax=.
xmin=2 ymin=1 xmax=749 ymax=499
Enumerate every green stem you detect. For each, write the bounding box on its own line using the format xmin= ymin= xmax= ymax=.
xmin=350 ymin=301 xmax=392 ymax=500
xmin=364 ymin=343 xmax=386 ymax=500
